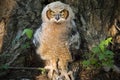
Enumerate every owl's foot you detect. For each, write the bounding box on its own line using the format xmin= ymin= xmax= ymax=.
xmin=44 ymin=65 xmax=59 ymax=79
xmin=45 ymin=65 xmax=54 ymax=79
xmin=68 ymin=71 xmax=74 ymax=80
xmin=58 ymin=70 xmax=74 ymax=80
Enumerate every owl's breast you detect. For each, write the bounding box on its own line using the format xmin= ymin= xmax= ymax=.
xmin=42 ymin=23 xmax=70 ymax=42
xmin=40 ymin=23 xmax=71 ymax=51
xmin=37 ymin=23 xmax=73 ymax=61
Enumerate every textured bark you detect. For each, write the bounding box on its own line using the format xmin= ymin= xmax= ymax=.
xmin=0 ymin=0 xmax=16 ymax=52
xmin=0 ymin=0 xmax=120 ymax=79
xmin=0 ymin=20 xmax=5 ymax=52
xmin=0 ymin=0 xmax=16 ymax=19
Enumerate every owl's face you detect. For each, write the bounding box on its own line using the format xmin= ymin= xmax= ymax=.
xmin=46 ymin=9 xmax=69 ymax=23
xmin=42 ymin=1 xmax=74 ymax=23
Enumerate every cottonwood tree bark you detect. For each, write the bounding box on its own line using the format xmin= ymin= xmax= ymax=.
xmin=0 ymin=0 xmax=120 ymax=79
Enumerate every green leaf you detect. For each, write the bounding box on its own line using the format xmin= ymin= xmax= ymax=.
xmin=105 ymin=50 xmax=114 ymax=55
xmin=99 ymin=53 xmax=105 ymax=60
xmin=99 ymin=44 xmax=105 ymax=52
xmin=82 ymin=60 xmax=90 ymax=67
xmin=99 ymin=37 xmax=112 ymax=51
xmin=22 ymin=29 xmax=33 ymax=39
xmin=99 ymin=37 xmax=112 ymax=48
xmin=90 ymin=58 xmax=97 ymax=65
xmin=106 ymin=37 xmax=112 ymax=43
xmin=92 ymin=46 xmax=100 ymax=53
xmin=21 ymin=42 xmax=30 ymax=49
xmin=102 ymin=60 xmax=114 ymax=67
xmin=104 ymin=37 xmax=112 ymax=46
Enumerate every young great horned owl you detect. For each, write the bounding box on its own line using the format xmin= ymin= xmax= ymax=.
xmin=33 ymin=1 xmax=80 ymax=80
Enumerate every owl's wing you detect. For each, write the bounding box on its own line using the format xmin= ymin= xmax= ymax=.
xmin=68 ymin=20 xmax=80 ymax=59
xmin=33 ymin=26 xmax=42 ymax=47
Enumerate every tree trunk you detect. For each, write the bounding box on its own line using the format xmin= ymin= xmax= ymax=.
xmin=0 ymin=0 xmax=16 ymax=52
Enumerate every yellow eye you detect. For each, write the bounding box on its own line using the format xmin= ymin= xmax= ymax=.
xmin=46 ymin=9 xmax=55 ymax=19
xmin=60 ymin=11 xmax=65 ymax=15
xmin=60 ymin=9 xmax=69 ymax=19
xmin=50 ymin=11 xmax=54 ymax=15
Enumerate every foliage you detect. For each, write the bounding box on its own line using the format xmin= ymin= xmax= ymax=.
xmin=21 ymin=42 xmax=30 ymax=49
xmin=22 ymin=29 xmax=33 ymax=39
xmin=21 ymin=28 xmax=34 ymax=49
xmin=0 ymin=28 xmax=35 ymax=76
xmin=82 ymin=37 xmax=114 ymax=69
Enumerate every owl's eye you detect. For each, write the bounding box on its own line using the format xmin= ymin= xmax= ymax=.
xmin=46 ymin=9 xmax=55 ymax=19
xmin=60 ymin=9 xmax=69 ymax=19
xmin=50 ymin=10 xmax=55 ymax=15
xmin=60 ymin=10 xmax=65 ymax=15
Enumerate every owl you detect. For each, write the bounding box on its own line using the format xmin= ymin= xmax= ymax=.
xmin=33 ymin=1 xmax=80 ymax=80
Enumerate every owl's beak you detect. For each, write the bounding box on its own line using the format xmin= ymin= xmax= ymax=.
xmin=55 ymin=14 xmax=60 ymax=21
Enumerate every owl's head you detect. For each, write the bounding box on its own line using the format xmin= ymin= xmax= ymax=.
xmin=42 ymin=1 xmax=75 ymax=23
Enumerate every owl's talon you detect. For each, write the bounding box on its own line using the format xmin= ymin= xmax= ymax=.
xmin=59 ymin=70 xmax=74 ymax=80
xmin=44 ymin=66 xmax=54 ymax=79
xmin=68 ymin=71 xmax=74 ymax=80
xmin=48 ymin=69 xmax=72 ymax=80
xmin=44 ymin=65 xmax=59 ymax=79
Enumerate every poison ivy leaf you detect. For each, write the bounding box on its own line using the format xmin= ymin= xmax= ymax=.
xmin=22 ymin=29 xmax=33 ymax=39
